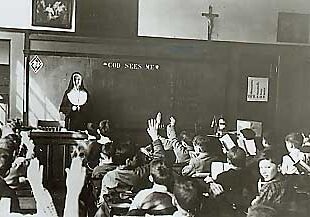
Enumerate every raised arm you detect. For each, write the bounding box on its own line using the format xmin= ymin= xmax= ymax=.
xmin=63 ymin=157 xmax=86 ymax=217
xmin=27 ymin=158 xmax=58 ymax=217
xmin=167 ymin=116 xmax=177 ymax=139
xmin=147 ymin=118 xmax=165 ymax=159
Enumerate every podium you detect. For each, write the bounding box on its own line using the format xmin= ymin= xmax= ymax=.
xmin=30 ymin=131 xmax=88 ymax=188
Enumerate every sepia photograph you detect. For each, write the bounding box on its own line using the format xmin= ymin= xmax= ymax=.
xmin=0 ymin=0 xmax=310 ymax=217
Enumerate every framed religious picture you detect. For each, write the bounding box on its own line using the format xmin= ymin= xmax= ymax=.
xmin=32 ymin=0 xmax=74 ymax=29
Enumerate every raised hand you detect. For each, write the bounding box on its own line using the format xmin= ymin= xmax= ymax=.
xmin=147 ymin=119 xmax=159 ymax=142
xmin=27 ymin=158 xmax=44 ymax=190
xmin=65 ymin=157 xmax=86 ymax=197
xmin=170 ymin=116 xmax=176 ymax=126
xmin=156 ymin=112 xmax=162 ymax=127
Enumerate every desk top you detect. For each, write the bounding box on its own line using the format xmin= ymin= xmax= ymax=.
xmin=30 ymin=131 xmax=88 ymax=139
xmin=30 ymin=131 xmax=88 ymax=145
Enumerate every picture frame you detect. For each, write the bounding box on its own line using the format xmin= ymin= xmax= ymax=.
xmin=32 ymin=0 xmax=74 ymax=29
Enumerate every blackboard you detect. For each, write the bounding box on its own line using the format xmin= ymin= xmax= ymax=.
xmin=91 ymin=57 xmax=227 ymax=135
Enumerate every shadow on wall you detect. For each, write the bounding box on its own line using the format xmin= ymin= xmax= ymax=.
xmin=29 ymin=76 xmax=60 ymax=127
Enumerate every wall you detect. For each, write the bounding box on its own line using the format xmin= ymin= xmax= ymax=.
xmin=0 ymin=31 xmax=24 ymax=120
xmin=139 ymin=0 xmax=310 ymax=43
xmin=28 ymin=35 xmax=310 ymax=144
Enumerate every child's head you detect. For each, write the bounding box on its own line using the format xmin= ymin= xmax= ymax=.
xmin=101 ymin=142 xmax=115 ymax=161
xmin=247 ymin=205 xmax=277 ymax=217
xmin=112 ymin=142 xmax=137 ymax=167
xmin=192 ymin=135 xmax=207 ymax=153
xmin=0 ymin=138 xmax=18 ymax=176
xmin=258 ymin=149 xmax=281 ymax=182
xmin=173 ymin=176 xmax=202 ymax=216
xmin=262 ymin=131 xmax=274 ymax=148
xmin=226 ymin=146 xmax=246 ymax=168
xmin=98 ymin=120 xmax=110 ymax=136
xmin=179 ymin=130 xmax=193 ymax=147
xmin=285 ymin=132 xmax=303 ymax=152
xmin=150 ymin=159 xmax=173 ymax=187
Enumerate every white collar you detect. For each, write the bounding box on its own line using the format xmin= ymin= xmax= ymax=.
xmin=152 ymin=183 xmax=168 ymax=193
xmin=67 ymin=89 xmax=87 ymax=106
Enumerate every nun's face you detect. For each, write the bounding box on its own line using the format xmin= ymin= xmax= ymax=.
xmin=73 ymin=74 xmax=82 ymax=89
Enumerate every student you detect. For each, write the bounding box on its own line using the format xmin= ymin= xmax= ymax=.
xmin=127 ymin=159 xmax=176 ymax=216
xmin=171 ymin=176 xmax=203 ymax=217
xmin=281 ymin=132 xmax=309 ymax=175
xmin=0 ymin=137 xmax=20 ymax=212
xmin=98 ymin=118 xmax=165 ymax=201
xmin=158 ymin=115 xmax=193 ymax=164
xmin=250 ymin=148 xmax=290 ymax=215
xmin=182 ymin=136 xmax=218 ymax=176
xmin=204 ymin=146 xmax=250 ymax=216
xmin=0 ymin=158 xmax=58 ymax=217
xmin=59 ymin=72 xmax=92 ymax=131
xmin=97 ymin=120 xmax=112 ymax=145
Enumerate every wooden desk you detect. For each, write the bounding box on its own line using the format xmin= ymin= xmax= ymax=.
xmin=30 ymin=131 xmax=88 ymax=188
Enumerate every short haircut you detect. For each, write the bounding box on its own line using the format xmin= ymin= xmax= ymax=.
xmin=112 ymin=142 xmax=137 ymax=165
xmin=227 ymin=146 xmax=246 ymax=168
xmin=193 ymin=135 xmax=223 ymax=156
xmin=247 ymin=205 xmax=276 ymax=217
xmin=192 ymin=135 xmax=208 ymax=152
xmin=150 ymin=159 xmax=173 ymax=187
xmin=173 ymin=176 xmax=202 ymax=215
xmin=98 ymin=120 xmax=110 ymax=134
xmin=101 ymin=142 xmax=115 ymax=158
xmin=241 ymin=128 xmax=256 ymax=140
xmin=259 ymin=148 xmax=282 ymax=166
xmin=178 ymin=130 xmax=193 ymax=146
xmin=0 ymin=137 xmax=19 ymax=154
xmin=285 ymin=132 xmax=303 ymax=149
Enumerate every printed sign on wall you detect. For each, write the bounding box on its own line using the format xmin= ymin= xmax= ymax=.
xmin=247 ymin=77 xmax=268 ymax=102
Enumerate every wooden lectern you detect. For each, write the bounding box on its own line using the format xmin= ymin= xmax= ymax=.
xmin=30 ymin=131 xmax=87 ymax=188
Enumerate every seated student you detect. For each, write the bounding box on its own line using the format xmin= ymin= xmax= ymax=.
xmin=204 ymin=146 xmax=250 ymax=217
xmin=0 ymin=158 xmax=58 ymax=217
xmin=92 ymin=142 xmax=117 ymax=178
xmin=157 ymin=115 xmax=193 ymax=164
xmin=247 ymin=205 xmax=277 ymax=217
xmin=0 ymin=138 xmax=20 ymax=212
xmin=99 ymin=118 xmax=165 ymax=200
xmin=182 ymin=136 xmax=219 ymax=176
xmin=127 ymin=159 xmax=176 ymax=216
xmin=0 ymin=157 xmax=86 ymax=217
xmin=170 ymin=176 xmax=203 ymax=217
xmin=250 ymin=148 xmax=291 ymax=216
xmin=70 ymin=141 xmax=98 ymax=217
xmin=97 ymin=120 xmax=112 ymax=145
xmin=281 ymin=132 xmax=310 ymax=175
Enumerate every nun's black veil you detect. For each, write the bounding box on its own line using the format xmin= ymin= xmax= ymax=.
xmin=65 ymin=72 xmax=87 ymax=93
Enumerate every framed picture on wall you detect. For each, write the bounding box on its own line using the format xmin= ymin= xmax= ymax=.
xmin=32 ymin=0 xmax=74 ymax=29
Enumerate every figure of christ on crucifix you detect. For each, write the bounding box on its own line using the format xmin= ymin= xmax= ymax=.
xmin=202 ymin=5 xmax=219 ymax=40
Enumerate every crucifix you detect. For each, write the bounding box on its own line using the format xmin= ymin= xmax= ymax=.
xmin=202 ymin=5 xmax=219 ymax=40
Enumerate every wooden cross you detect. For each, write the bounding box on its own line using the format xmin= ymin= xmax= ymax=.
xmin=202 ymin=5 xmax=219 ymax=40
